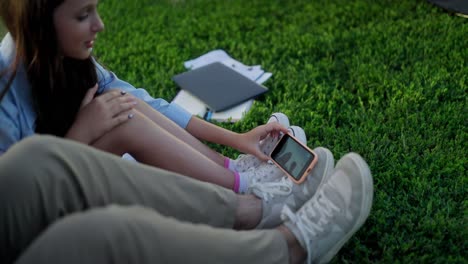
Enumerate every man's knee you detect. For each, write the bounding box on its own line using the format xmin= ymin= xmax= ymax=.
xmin=17 ymin=134 xmax=68 ymax=156
xmin=4 ymin=135 xmax=68 ymax=164
xmin=46 ymin=206 xmax=134 ymax=244
xmin=0 ymin=135 xmax=69 ymax=204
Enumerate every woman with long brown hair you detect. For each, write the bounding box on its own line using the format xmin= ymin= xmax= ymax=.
xmin=0 ymin=0 xmax=302 ymax=195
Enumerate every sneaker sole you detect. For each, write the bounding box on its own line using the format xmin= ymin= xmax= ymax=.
xmin=319 ymin=153 xmax=374 ymax=264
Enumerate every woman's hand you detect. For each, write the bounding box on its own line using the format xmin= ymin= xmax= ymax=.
xmin=65 ymin=85 xmax=138 ymax=144
xmin=237 ymin=122 xmax=289 ymax=161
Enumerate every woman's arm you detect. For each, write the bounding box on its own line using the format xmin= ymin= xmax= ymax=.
xmin=186 ymin=116 xmax=241 ymax=149
xmin=186 ymin=116 xmax=288 ymax=161
xmin=0 ymin=75 xmax=33 ymax=155
xmin=95 ymin=62 xmax=192 ymax=129
xmin=0 ymin=97 xmax=22 ymax=155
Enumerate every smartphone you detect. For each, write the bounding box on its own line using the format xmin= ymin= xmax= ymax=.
xmin=269 ymin=133 xmax=318 ymax=184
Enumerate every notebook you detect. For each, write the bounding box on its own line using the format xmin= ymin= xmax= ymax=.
xmin=172 ymin=89 xmax=254 ymax=122
xmin=172 ymin=62 xmax=268 ymax=112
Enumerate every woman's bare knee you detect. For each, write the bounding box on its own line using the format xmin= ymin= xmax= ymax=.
xmin=91 ymin=110 xmax=157 ymax=156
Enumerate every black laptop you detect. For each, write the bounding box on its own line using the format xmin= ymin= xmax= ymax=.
xmin=172 ymin=62 xmax=268 ymax=112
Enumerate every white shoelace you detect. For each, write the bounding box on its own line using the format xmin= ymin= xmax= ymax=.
xmin=250 ymin=177 xmax=293 ymax=202
xmin=281 ymin=188 xmax=340 ymax=264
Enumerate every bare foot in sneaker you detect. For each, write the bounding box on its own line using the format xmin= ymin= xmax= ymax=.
xmin=280 ymin=153 xmax=374 ymax=263
xmin=233 ymin=194 xmax=264 ymax=230
xmin=277 ymin=225 xmax=307 ymax=264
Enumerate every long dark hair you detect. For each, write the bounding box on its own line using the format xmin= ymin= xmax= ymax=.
xmin=0 ymin=0 xmax=98 ymax=136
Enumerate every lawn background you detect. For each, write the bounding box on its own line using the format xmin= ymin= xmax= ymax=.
xmin=4 ymin=0 xmax=466 ymax=262
xmin=96 ymin=0 xmax=466 ymax=263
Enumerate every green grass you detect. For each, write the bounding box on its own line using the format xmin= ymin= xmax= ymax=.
xmin=94 ymin=0 xmax=467 ymax=262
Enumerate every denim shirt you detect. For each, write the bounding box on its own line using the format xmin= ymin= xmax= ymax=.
xmin=0 ymin=33 xmax=191 ymax=155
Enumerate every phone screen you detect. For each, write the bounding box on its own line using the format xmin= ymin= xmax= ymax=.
xmin=270 ymin=134 xmax=315 ymax=180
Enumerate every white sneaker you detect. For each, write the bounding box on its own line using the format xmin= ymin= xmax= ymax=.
xmin=242 ymin=126 xmax=307 ymax=189
xmin=253 ymin=147 xmax=335 ymax=228
xmin=234 ymin=113 xmax=290 ymax=172
xmin=282 ymin=153 xmax=374 ymax=264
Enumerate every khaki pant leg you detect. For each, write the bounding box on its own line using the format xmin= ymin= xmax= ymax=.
xmin=0 ymin=135 xmax=237 ymax=263
xmin=15 ymin=206 xmax=289 ymax=264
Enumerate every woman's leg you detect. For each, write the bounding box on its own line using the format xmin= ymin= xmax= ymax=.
xmin=134 ymin=98 xmax=226 ymax=165
xmin=92 ymin=110 xmax=236 ymax=189
xmin=15 ymin=206 xmax=291 ymax=264
xmin=0 ymin=136 xmax=258 ymax=263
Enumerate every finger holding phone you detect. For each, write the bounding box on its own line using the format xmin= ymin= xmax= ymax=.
xmin=237 ymin=122 xmax=289 ymax=161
